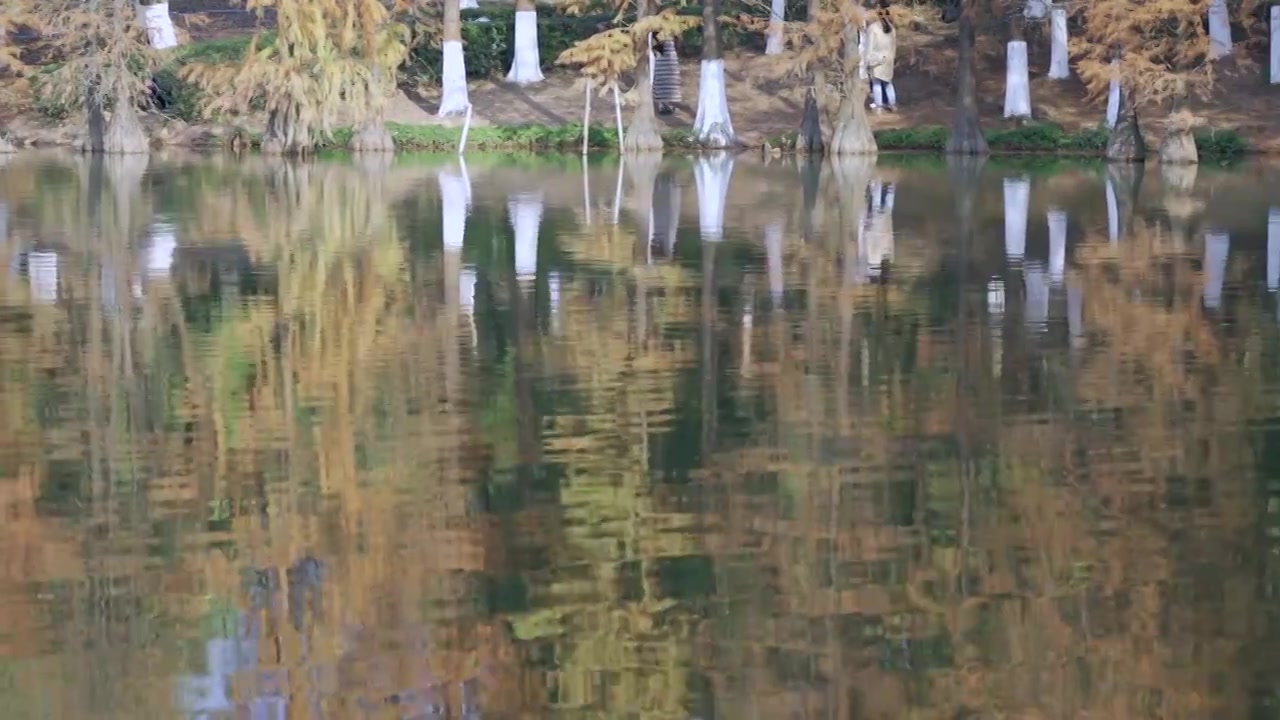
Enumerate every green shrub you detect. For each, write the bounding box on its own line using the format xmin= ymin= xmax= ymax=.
xmin=875 ymin=125 xmax=948 ymax=150
xmin=1194 ymin=128 xmax=1248 ymax=161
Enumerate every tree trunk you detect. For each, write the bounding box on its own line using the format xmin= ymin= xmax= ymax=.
xmin=350 ymin=66 xmax=395 ymax=152
xmin=623 ymin=0 xmax=664 ymax=151
xmin=1048 ymin=5 xmax=1070 ymax=79
xmin=694 ymin=152 xmax=735 ymax=242
xmin=261 ymin=103 xmax=312 ymax=155
xmin=829 ymin=22 xmax=877 ymax=155
xmin=766 ymin=0 xmax=785 ymax=55
xmin=945 ymin=11 xmax=988 ymax=155
xmin=1104 ymin=162 xmax=1143 ymax=242
xmin=102 ymin=99 xmax=150 ymax=154
xmin=1003 ymin=14 xmax=1031 ymax=120
xmin=1207 ymin=0 xmax=1232 ymax=59
xmin=439 ymin=0 xmax=470 ymax=116
xmin=135 ymin=0 xmax=179 ymax=50
xmin=693 ymin=0 xmax=737 ymax=147
xmin=796 ymin=86 xmax=824 ymax=154
xmin=1105 ymin=84 xmax=1144 ymax=162
xmin=1159 ymin=126 xmax=1198 ymax=164
xmin=507 ymin=0 xmax=544 ymax=85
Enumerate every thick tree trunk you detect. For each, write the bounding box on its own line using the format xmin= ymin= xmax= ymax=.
xmin=507 ymin=0 xmax=544 ymax=85
xmin=1106 ymin=85 xmax=1144 ymax=162
xmin=351 ymin=67 xmax=395 ymax=151
xmin=946 ymin=12 xmax=988 ymax=155
xmin=1048 ymin=5 xmax=1070 ymax=79
xmin=829 ymin=23 xmax=877 ymax=155
xmin=1003 ymin=175 xmax=1029 ymax=263
xmin=1003 ymin=15 xmax=1031 ymax=120
xmin=624 ymin=0 xmax=664 ymax=151
xmin=439 ymin=0 xmax=470 ymax=116
xmin=766 ymin=0 xmax=785 ymax=54
xmin=102 ymin=102 xmax=150 ymax=154
xmin=694 ymin=152 xmax=735 ymax=243
xmin=1159 ymin=106 xmax=1198 ymax=164
xmin=693 ymin=0 xmax=736 ymax=147
xmin=509 ymin=191 xmax=543 ymax=286
xmin=261 ymin=103 xmax=312 ymax=155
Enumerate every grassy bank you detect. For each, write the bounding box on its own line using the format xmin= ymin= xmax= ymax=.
xmin=769 ymin=123 xmax=1250 ymax=162
xmin=286 ymin=121 xmax=1249 ymax=162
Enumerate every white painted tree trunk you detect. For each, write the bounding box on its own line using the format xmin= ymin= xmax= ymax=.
xmin=1208 ymin=0 xmax=1232 ymax=59
xmin=765 ymin=220 xmax=784 ymax=306
xmin=509 ymin=192 xmax=543 ymax=284
xmin=1003 ymin=177 xmax=1030 ymax=263
xmin=506 ymin=11 xmax=545 ymax=85
xmin=1272 ymin=7 xmax=1280 ymax=84
xmin=1105 ymin=175 xmax=1119 ymax=243
xmin=548 ymin=271 xmax=562 ymax=334
xmin=27 ymin=252 xmax=58 ymax=305
xmin=1047 ymin=209 xmax=1067 ymax=285
xmin=136 ymin=1 xmax=179 ymax=50
xmin=1048 ymin=7 xmax=1070 ymax=79
xmin=1203 ymin=231 xmax=1229 ymax=309
xmin=460 ymin=0 xmax=478 ymax=8
xmin=1024 ymin=262 xmax=1049 ymax=329
xmin=766 ymin=0 xmax=785 ymax=55
xmin=1269 ymin=208 xmax=1280 ymax=292
xmin=1105 ymin=58 xmax=1121 ymax=127
xmin=694 ymin=60 xmax=737 ymax=148
xmin=441 ymin=161 xmax=476 ymax=339
xmin=1067 ymin=280 xmax=1084 ymax=349
xmin=439 ymin=41 xmax=471 ymax=116
xmin=145 ymin=222 xmax=177 ymax=279
xmin=694 ymin=152 xmax=736 ymax=242
xmin=1004 ymin=41 xmax=1032 ymax=119
xmin=439 ymin=162 xmax=472 ymax=253
xmin=988 ymin=278 xmax=1004 ymax=377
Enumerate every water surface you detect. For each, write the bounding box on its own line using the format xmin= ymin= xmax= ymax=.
xmin=2 ymin=150 xmax=1280 ymax=719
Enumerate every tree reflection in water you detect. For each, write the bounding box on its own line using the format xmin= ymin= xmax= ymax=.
xmin=0 ymin=153 xmax=1276 ymax=718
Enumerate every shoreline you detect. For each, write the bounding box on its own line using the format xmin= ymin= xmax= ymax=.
xmin=0 ymin=118 xmax=1259 ymax=162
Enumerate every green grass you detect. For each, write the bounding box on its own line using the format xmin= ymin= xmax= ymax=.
xmin=286 ymin=122 xmax=696 ymax=152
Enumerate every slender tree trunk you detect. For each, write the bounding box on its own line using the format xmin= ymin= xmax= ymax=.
xmin=945 ymin=9 xmax=989 ymax=155
xmin=766 ymin=0 xmax=785 ymax=55
xmin=507 ymin=0 xmax=544 ymax=85
xmin=796 ymin=87 xmax=824 ymax=154
xmin=693 ymin=0 xmax=736 ymax=147
xmin=439 ymin=0 xmax=470 ymax=116
xmin=623 ymin=0 xmax=664 ymax=151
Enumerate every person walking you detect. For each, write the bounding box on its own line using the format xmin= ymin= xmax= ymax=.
xmin=865 ymin=1 xmax=898 ymax=112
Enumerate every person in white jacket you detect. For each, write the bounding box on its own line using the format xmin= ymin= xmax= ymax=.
xmin=865 ymin=0 xmax=898 ymax=112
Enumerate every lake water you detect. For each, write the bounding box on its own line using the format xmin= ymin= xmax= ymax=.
xmin=1 ymin=150 xmax=1280 ymax=719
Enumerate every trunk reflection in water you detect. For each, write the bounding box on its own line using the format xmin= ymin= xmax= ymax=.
xmin=0 ymin=152 xmax=1276 ymax=719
